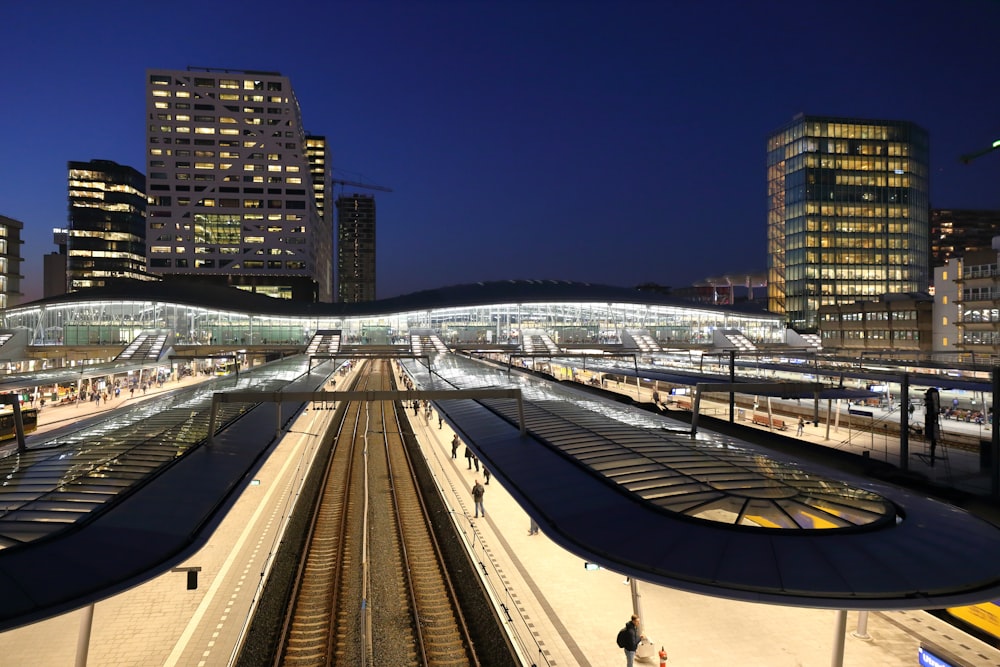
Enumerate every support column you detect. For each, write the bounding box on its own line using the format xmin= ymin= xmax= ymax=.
xmin=900 ymin=373 xmax=909 ymax=471
xmin=993 ymin=367 xmax=1000 ymax=497
xmin=75 ymin=603 xmax=95 ymax=667
xmin=830 ymin=610 xmax=847 ymax=667
xmin=729 ymin=350 xmax=736 ymax=423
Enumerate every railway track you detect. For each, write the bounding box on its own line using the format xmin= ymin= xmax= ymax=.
xmin=277 ymin=359 xmax=477 ymax=666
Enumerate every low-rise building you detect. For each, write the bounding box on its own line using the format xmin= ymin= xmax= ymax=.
xmin=817 ymin=293 xmax=933 ymax=357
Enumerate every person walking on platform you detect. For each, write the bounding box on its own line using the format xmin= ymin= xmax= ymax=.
xmin=528 ymin=517 xmax=539 ymax=535
xmin=483 ymin=467 xmax=490 ymax=484
xmin=451 ymin=434 xmax=460 ymax=459
xmin=472 ymin=479 xmax=486 ymax=518
xmin=465 ymin=446 xmax=474 ymax=470
xmin=796 ymin=416 xmax=805 ymax=436
xmin=473 ymin=454 xmax=480 ymax=472
xmin=617 ymin=615 xmax=645 ymax=667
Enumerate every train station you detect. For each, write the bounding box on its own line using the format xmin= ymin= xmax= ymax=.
xmin=0 ymin=279 xmax=998 ymax=665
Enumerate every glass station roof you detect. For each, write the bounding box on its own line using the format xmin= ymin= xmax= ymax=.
xmin=0 ymin=358 xmax=310 ymax=549
xmin=508 ymin=399 xmax=891 ymax=529
xmin=428 ymin=357 xmax=895 ymax=531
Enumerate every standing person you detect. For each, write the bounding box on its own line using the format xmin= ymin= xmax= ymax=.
xmin=465 ymin=446 xmax=474 ymax=470
xmin=528 ymin=517 xmax=539 ymax=535
xmin=796 ymin=416 xmax=805 ymax=436
xmin=483 ymin=467 xmax=491 ymax=484
xmin=473 ymin=454 xmax=480 ymax=472
xmin=617 ymin=615 xmax=645 ymax=667
xmin=471 ymin=479 xmax=485 ymax=518
xmin=451 ymin=434 xmax=459 ymax=459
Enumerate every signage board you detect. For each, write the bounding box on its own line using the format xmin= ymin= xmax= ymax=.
xmin=848 ymin=408 xmax=873 ymax=417
xmin=918 ymin=645 xmax=955 ymax=667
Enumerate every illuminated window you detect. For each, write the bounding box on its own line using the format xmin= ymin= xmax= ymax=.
xmin=942 ymin=296 xmax=948 ymax=305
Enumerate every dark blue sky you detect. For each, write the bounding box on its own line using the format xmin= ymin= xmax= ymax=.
xmin=6 ymin=0 xmax=1000 ymax=302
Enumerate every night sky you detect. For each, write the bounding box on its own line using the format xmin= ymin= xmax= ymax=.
xmin=6 ymin=0 xmax=1000 ymax=303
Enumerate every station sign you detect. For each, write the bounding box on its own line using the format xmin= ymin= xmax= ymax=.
xmin=918 ymin=645 xmax=956 ymax=667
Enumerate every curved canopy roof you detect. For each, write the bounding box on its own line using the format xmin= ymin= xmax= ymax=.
xmin=421 ymin=355 xmax=1000 ymax=609
xmin=19 ymin=278 xmax=779 ymax=319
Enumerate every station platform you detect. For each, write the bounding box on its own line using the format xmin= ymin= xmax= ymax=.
xmin=403 ymin=393 xmax=1000 ymax=667
xmin=0 ymin=366 xmax=998 ymax=665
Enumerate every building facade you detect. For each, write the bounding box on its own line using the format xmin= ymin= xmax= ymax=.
xmin=43 ymin=229 xmax=68 ymax=299
xmin=941 ymin=241 xmax=1000 ymax=363
xmin=930 ymin=209 xmax=1000 ymax=274
xmin=0 ymin=215 xmax=24 ymax=310
xmin=145 ymin=68 xmax=332 ymax=302
xmin=67 ymin=159 xmax=149 ymax=292
xmin=767 ymin=115 xmax=930 ymax=330
xmin=933 ymin=260 xmax=960 ymax=360
xmin=817 ymin=294 xmax=933 ymax=356
xmin=1 ymin=280 xmax=787 ymax=349
xmin=335 ymin=194 xmax=376 ymax=302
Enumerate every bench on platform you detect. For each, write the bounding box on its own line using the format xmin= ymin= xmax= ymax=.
xmin=751 ymin=414 xmax=787 ymax=430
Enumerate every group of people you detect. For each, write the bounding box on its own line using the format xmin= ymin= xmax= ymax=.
xmin=436 ymin=386 xmax=648 ymax=664
xmin=452 ymin=434 xmax=489 ymax=518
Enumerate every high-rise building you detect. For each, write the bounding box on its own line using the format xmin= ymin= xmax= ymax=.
xmin=43 ymin=228 xmax=68 ymax=298
xmin=145 ymin=67 xmax=331 ymax=302
xmin=335 ymin=194 xmax=376 ymax=302
xmin=67 ymin=159 xmax=150 ymax=291
xmin=767 ymin=114 xmax=930 ymax=329
xmin=306 ymin=135 xmax=329 ymax=235
xmin=930 ymin=208 xmax=1000 ymax=271
xmin=0 ymin=215 xmax=24 ymax=309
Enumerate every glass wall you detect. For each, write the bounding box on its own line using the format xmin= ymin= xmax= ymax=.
xmin=3 ymin=297 xmax=786 ymax=348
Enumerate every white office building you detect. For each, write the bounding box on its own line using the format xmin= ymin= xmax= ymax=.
xmin=145 ymin=67 xmax=331 ymax=302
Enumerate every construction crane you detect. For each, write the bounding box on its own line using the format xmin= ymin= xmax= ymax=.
xmin=960 ymin=137 xmax=1000 ymax=164
xmin=331 ymin=178 xmax=392 ymax=194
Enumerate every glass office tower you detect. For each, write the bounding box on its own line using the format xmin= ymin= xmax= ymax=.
xmin=67 ymin=159 xmax=149 ymax=292
xmin=767 ymin=115 xmax=929 ymax=329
